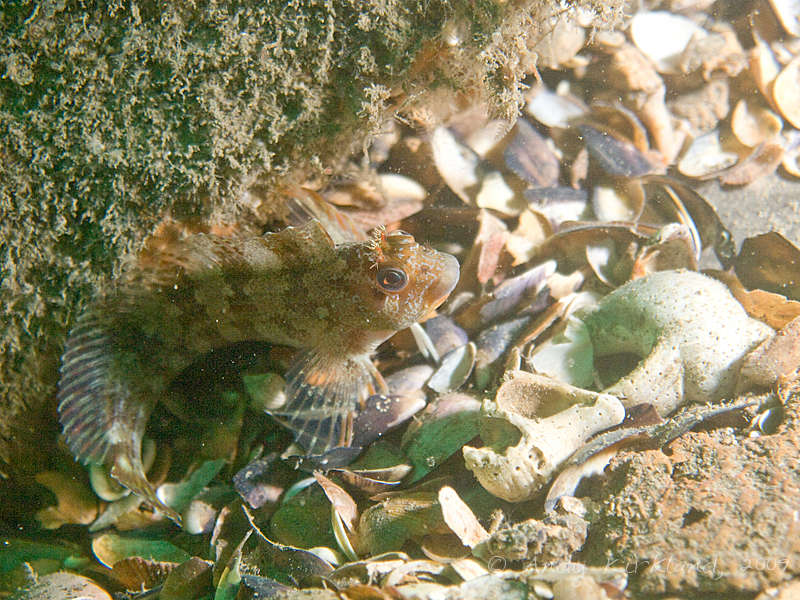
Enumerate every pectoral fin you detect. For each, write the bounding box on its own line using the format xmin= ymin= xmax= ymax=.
xmin=267 ymin=352 xmax=387 ymax=455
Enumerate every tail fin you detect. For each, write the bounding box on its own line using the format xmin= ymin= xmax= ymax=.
xmin=57 ymin=310 xmax=181 ymax=524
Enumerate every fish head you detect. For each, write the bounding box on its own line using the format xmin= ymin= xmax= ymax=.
xmin=358 ymin=228 xmax=460 ymax=332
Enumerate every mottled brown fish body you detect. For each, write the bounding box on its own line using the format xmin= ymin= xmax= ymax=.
xmin=58 ymin=220 xmax=459 ymax=524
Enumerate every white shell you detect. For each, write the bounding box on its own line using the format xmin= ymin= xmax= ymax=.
xmin=591 ymin=183 xmax=643 ymax=222
xmin=677 ymin=130 xmax=739 ymax=178
xmin=525 ymin=84 xmax=588 ymax=129
xmin=782 ymin=129 xmax=800 ymax=177
xmin=731 ymin=99 xmax=783 ymax=147
xmin=378 ymin=173 xmax=426 ymax=203
xmin=630 ymin=11 xmax=708 ymax=73
xmin=527 ymin=315 xmax=594 ymax=388
xmin=475 ymin=171 xmax=523 ymax=216
xmin=769 ymin=0 xmax=800 ymax=37
xmin=773 ymin=56 xmax=800 ymax=129
xmin=431 ymin=126 xmax=480 ymax=204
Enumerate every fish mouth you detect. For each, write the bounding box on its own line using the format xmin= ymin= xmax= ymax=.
xmin=426 ymin=253 xmax=460 ymax=310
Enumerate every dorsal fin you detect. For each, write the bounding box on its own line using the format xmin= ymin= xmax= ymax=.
xmin=284 ymin=186 xmax=367 ymax=244
xmin=130 ymin=219 xmax=337 ymax=292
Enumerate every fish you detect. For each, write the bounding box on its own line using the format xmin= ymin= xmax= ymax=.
xmin=57 ymin=214 xmax=460 ymax=524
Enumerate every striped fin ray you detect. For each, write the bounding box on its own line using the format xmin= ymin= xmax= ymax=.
xmin=284 ymin=186 xmax=367 ymax=244
xmin=268 ymin=351 xmax=387 ymax=455
xmin=57 ymin=311 xmax=117 ymax=465
xmin=57 ymin=309 xmax=181 ymax=524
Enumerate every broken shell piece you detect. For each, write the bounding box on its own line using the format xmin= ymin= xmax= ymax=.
xmin=475 ymin=171 xmax=524 ymax=216
xmin=750 ymin=38 xmax=782 ymax=103
xmin=423 ymin=316 xmax=469 ymax=359
xmin=463 ymin=377 xmax=624 ymax=502
xmin=677 ymin=129 xmax=739 ymax=178
xmin=475 ymin=260 xmax=556 ymax=327
xmin=591 ymin=180 xmax=644 ymax=222
xmin=378 ymin=173 xmax=426 ymax=204
xmin=630 ymin=222 xmax=699 ymax=278
xmin=525 ymin=84 xmax=588 ymax=129
xmin=524 ymin=187 xmax=590 ymax=226
xmin=735 ymin=231 xmax=800 ymax=300
xmin=438 ymin=486 xmax=489 ymax=548
xmin=473 ymin=316 xmax=533 ymax=390
xmin=503 ymin=118 xmax=560 ymax=187
xmin=89 ymin=438 xmax=157 ymax=502
xmin=580 ymin=270 xmax=774 ymax=415
xmin=427 ymin=342 xmax=476 ymax=394
xmin=464 ymin=119 xmax=511 ymax=158
xmin=773 ymin=56 xmax=800 ymax=129
xmin=385 ymin=365 xmax=435 ymax=396
xmin=630 ymin=11 xmax=708 ymax=74
xmin=737 ymin=315 xmax=800 ymax=392
xmin=769 ymin=0 xmax=800 ymax=37
xmin=731 ymin=99 xmax=783 ymax=147
xmin=506 ymin=209 xmax=551 ymax=266
xmin=350 ymin=393 xmax=427 ymax=449
xmin=579 ymin=125 xmax=655 ymax=177
xmin=718 ymin=140 xmax=784 ymax=186
xmin=431 ymin=127 xmax=481 ymax=204
xmin=586 ymin=239 xmax=619 ymax=287
xmin=783 ymin=129 xmax=800 ymax=177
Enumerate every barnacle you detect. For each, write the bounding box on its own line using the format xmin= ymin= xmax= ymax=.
xmin=580 ymin=269 xmax=774 ymax=414
xmin=463 ymin=372 xmax=625 ymax=502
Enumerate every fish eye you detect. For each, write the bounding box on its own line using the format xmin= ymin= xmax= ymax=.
xmin=377 ymin=267 xmax=408 ymax=292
